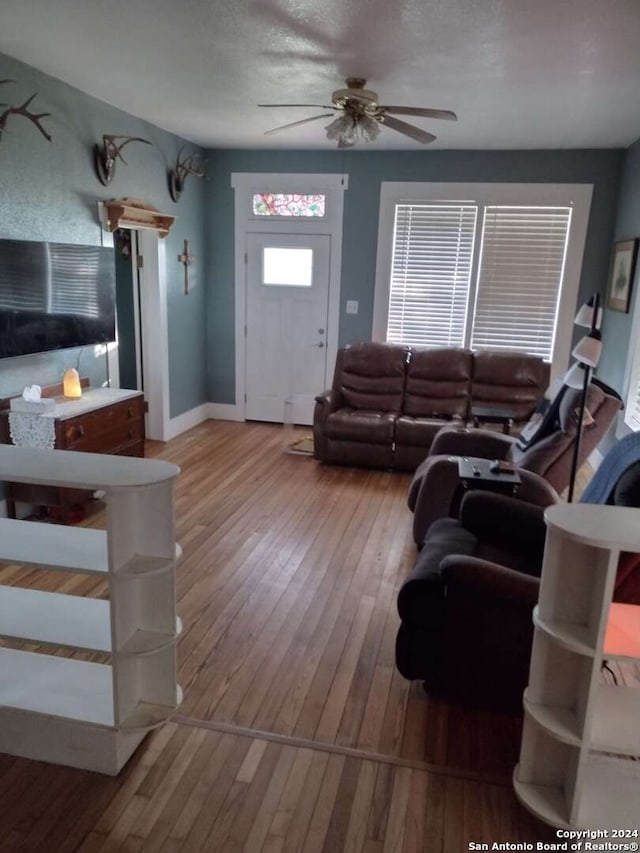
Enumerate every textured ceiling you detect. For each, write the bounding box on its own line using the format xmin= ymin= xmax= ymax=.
xmin=1 ymin=0 xmax=640 ymax=150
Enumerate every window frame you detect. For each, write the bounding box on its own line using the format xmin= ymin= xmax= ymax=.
xmin=373 ymin=182 xmax=593 ymax=379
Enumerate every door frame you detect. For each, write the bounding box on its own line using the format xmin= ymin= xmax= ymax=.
xmin=231 ymin=173 xmax=348 ymax=422
xmin=99 ymin=210 xmax=171 ymax=440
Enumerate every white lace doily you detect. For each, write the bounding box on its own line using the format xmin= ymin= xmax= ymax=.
xmin=8 ymin=412 xmax=56 ymax=449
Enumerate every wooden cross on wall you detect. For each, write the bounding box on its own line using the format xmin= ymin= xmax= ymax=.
xmin=178 ymin=239 xmax=195 ymax=295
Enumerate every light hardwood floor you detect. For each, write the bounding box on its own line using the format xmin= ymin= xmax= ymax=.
xmin=0 ymin=421 xmax=558 ymax=851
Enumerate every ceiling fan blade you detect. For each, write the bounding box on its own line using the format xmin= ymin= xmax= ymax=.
xmin=380 ymin=106 xmax=457 ymax=121
xmin=258 ymin=103 xmax=336 ymax=109
xmin=264 ymin=114 xmax=336 ymax=135
xmin=381 ymin=115 xmax=436 ymax=144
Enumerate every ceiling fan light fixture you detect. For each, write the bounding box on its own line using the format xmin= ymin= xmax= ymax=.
xmin=326 ymin=113 xmax=356 ymax=145
xmin=358 ymin=114 xmax=380 ymax=142
xmin=326 ymin=112 xmax=380 ymax=147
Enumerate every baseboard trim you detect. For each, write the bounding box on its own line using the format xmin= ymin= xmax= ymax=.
xmin=208 ymin=403 xmax=243 ymax=422
xmin=165 ymin=404 xmax=211 ymax=440
xmin=164 ymin=402 xmax=244 ymax=439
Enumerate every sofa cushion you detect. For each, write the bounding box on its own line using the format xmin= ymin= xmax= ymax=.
xmin=395 ymin=416 xmax=448 ymax=448
xmin=325 ymin=409 xmax=397 ymax=444
xmin=471 ymin=351 xmax=550 ymax=421
xmin=403 ymin=347 xmax=473 ymax=418
xmin=339 ymin=342 xmax=409 ymax=413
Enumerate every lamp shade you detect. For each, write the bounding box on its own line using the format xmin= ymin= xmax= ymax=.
xmin=574 ymin=295 xmax=603 ymax=330
xmin=564 ymin=362 xmax=588 ymax=390
xmin=572 ymin=331 xmax=602 ymax=368
xmin=63 ymin=368 xmax=82 ymax=398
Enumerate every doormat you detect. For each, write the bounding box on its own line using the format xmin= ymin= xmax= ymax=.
xmin=286 ymin=435 xmax=314 ymax=455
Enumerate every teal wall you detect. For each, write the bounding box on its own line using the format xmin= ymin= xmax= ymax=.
xmin=0 ymin=51 xmax=208 ymax=418
xmin=598 ymin=138 xmax=640 ymax=399
xmin=206 ymin=148 xmax=623 ymax=404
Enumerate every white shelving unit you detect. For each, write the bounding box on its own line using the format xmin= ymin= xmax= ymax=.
xmin=0 ymin=444 xmax=182 ymax=775
xmin=514 ymin=503 xmax=640 ymax=829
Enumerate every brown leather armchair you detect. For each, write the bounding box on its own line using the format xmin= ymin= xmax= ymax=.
xmin=408 ymin=378 xmax=622 ymax=545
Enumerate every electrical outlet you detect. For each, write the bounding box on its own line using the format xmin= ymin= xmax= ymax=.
xmin=346 ymin=300 xmax=359 ymax=314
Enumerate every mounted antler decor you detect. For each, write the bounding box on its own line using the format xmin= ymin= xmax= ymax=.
xmin=0 ymin=80 xmax=52 ymax=144
xmin=168 ymin=146 xmax=206 ymax=202
xmin=94 ymin=134 xmax=151 ymax=186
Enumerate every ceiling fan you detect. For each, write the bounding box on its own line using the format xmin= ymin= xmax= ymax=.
xmin=259 ymin=78 xmax=457 ymax=148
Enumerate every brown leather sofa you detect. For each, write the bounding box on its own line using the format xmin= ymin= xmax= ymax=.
xmin=313 ymin=342 xmax=550 ymax=471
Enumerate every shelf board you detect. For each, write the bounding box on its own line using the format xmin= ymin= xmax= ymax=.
xmin=577 ymin=754 xmax=640 ymax=827
xmin=118 ymin=544 xmax=183 ymax=578
xmin=0 ymin=519 xmax=108 ymax=574
xmin=604 ymin=603 xmax=640 ymax=661
xmin=591 ymin=685 xmax=640 ymax=755
xmin=523 ymin=694 xmax=581 ymax=747
xmin=533 ymin=609 xmax=595 ymax=657
xmin=120 ymin=686 xmax=183 ymax=731
xmin=0 ymin=444 xmax=179 ymax=490
xmin=524 ymin=686 xmax=640 ymax=756
xmin=0 ymin=647 xmax=114 ymax=726
xmin=545 ymin=504 xmax=640 ymax=552
xmin=512 ymin=767 xmax=569 ymax=828
xmin=0 ymin=648 xmax=182 ymax=734
xmin=0 ymin=587 xmax=111 ymax=651
xmin=118 ymin=627 xmax=179 ymax=656
xmin=514 ymin=755 xmax=640 ymax=829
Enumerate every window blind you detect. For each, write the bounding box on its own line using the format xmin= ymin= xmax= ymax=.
xmin=470 ymin=206 xmax=572 ymax=359
xmin=624 ymin=355 xmax=640 ymax=431
xmin=387 ymin=203 xmax=477 ymax=348
xmin=629 ymin=380 xmax=640 ymax=430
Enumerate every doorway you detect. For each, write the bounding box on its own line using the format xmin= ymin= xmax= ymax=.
xmin=114 ymin=228 xmax=142 ymax=392
xmin=109 ymin=226 xmax=169 ymax=440
xmin=232 ymin=172 xmax=349 ymax=424
xmin=245 ymin=233 xmax=331 ymax=425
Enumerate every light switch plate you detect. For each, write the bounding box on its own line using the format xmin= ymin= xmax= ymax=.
xmin=346 ymin=300 xmax=359 ymax=314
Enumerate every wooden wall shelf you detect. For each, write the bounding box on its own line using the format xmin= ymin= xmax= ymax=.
xmin=100 ymin=197 xmax=176 ymax=237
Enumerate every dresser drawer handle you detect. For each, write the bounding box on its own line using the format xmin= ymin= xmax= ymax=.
xmin=128 ymin=430 xmax=134 ymax=440
xmin=76 ymin=425 xmax=85 ymax=438
xmin=127 ymin=407 xmax=134 ymax=418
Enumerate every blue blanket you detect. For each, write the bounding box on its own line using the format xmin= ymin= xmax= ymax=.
xmin=580 ymin=431 xmax=640 ymax=504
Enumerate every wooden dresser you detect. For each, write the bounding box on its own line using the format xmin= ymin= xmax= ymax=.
xmin=0 ymin=386 xmax=145 ymax=521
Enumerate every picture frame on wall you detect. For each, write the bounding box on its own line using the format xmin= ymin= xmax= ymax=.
xmin=606 ymin=238 xmax=638 ymax=313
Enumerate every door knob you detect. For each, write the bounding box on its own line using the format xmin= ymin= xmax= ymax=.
xmin=314 ymin=342 xmax=325 ymax=348
xmin=318 ymin=328 xmax=325 ymax=334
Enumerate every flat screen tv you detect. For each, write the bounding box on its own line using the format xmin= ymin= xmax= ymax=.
xmin=0 ymin=238 xmax=116 ymax=359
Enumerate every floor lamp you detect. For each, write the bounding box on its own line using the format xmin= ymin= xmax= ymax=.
xmin=566 ymin=294 xmax=603 ymax=502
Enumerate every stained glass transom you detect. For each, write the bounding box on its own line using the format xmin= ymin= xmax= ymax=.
xmin=252 ymin=193 xmax=326 ymax=217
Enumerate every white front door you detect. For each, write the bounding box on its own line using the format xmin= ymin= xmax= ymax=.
xmin=245 ymin=232 xmax=331 ymax=424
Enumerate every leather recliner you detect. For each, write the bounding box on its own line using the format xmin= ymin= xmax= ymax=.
xmin=395 ymin=438 xmax=640 ymax=711
xmin=408 ymin=378 xmax=623 ymax=545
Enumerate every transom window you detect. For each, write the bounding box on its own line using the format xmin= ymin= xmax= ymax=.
xmin=374 ymin=183 xmax=593 ymax=377
xmin=252 ymin=193 xmax=326 ymax=218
